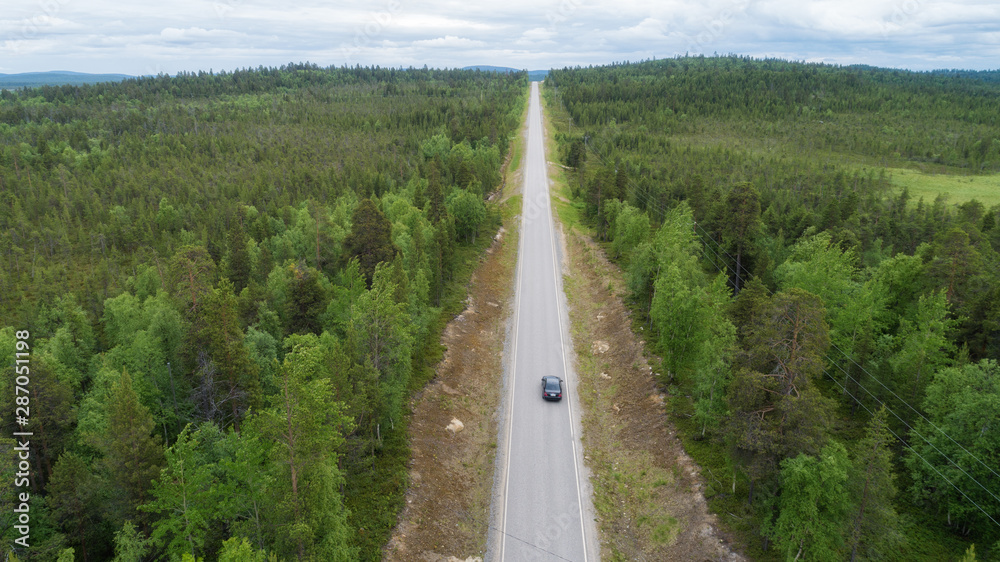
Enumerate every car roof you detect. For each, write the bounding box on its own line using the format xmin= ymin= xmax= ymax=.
xmin=543 ymin=376 xmax=561 ymax=387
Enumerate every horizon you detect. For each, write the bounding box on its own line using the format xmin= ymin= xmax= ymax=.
xmin=3 ymin=55 xmax=999 ymax=81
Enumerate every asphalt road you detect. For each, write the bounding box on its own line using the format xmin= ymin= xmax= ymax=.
xmin=491 ymin=82 xmax=599 ymax=562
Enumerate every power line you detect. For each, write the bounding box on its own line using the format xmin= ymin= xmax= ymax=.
xmin=825 ymin=356 xmax=1000 ymax=508
xmin=489 ymin=523 xmax=579 ymax=562
xmin=822 ymin=366 xmax=1000 ymax=529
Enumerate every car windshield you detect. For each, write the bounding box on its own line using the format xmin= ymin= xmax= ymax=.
xmin=544 ymin=378 xmax=561 ymax=392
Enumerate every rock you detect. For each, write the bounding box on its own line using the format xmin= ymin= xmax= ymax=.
xmin=446 ymin=418 xmax=465 ymax=435
xmin=600 ymin=372 xmax=611 ymax=380
xmin=591 ymin=340 xmax=609 ymax=354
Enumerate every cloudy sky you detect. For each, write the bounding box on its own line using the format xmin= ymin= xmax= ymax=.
xmin=1 ymin=0 xmax=998 ymax=75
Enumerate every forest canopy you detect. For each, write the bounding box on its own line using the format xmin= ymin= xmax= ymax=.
xmin=0 ymin=63 xmax=527 ymax=561
xmin=545 ymin=55 xmax=1000 ymax=560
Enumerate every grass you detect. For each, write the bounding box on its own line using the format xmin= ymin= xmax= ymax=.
xmin=659 ymin=115 xmax=1000 ymax=209
xmin=505 ymin=86 xmax=530 ymax=179
xmin=888 ymin=167 xmax=1000 ymax=207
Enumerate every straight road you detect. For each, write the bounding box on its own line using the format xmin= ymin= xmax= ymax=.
xmin=491 ymin=82 xmax=598 ymax=562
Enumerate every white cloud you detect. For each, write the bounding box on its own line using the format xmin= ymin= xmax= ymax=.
xmin=159 ymin=27 xmax=249 ymax=43
xmin=1 ymin=0 xmax=997 ymax=74
xmin=412 ymin=35 xmax=487 ymax=48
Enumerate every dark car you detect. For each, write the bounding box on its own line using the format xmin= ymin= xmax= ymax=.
xmin=541 ymin=376 xmax=563 ymax=401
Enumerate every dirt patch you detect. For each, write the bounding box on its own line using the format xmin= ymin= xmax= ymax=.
xmin=558 ymin=222 xmax=745 ymax=561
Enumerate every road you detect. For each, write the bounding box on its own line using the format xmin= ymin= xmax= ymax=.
xmin=490 ymin=82 xmax=599 ymax=562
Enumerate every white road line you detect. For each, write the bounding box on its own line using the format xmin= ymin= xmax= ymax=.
xmin=540 ymin=94 xmax=591 ymax=562
xmin=498 ymin=88 xmax=531 ymax=562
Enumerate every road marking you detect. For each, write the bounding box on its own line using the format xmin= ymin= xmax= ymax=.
xmin=500 ymin=82 xmax=593 ymax=562
xmin=539 ymin=88 xmax=591 ymax=562
xmin=498 ymin=83 xmax=531 ymax=562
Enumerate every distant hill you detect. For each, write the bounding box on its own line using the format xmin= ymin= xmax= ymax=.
xmin=462 ymin=66 xmax=549 ymax=81
xmin=527 ymin=70 xmax=549 ymax=81
xmin=0 ymin=71 xmax=133 ymax=89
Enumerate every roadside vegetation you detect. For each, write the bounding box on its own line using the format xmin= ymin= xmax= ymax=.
xmin=544 ymin=56 xmax=1000 ymax=561
xmin=0 ymin=64 xmax=526 ymax=561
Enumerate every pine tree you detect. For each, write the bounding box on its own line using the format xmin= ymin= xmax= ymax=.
xmin=343 ymin=199 xmax=396 ymax=287
xmin=89 ymin=369 xmax=164 ymax=530
xmin=720 ymin=181 xmax=761 ymax=294
xmin=847 ymin=407 xmax=902 ymax=562
xmin=196 ymin=279 xmax=260 ymax=432
xmin=48 ymin=452 xmax=102 ymax=561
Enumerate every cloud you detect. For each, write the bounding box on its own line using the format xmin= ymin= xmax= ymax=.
xmin=159 ymin=27 xmax=249 ymax=43
xmin=2 ymin=0 xmax=998 ymax=74
xmin=412 ymin=36 xmax=486 ymax=48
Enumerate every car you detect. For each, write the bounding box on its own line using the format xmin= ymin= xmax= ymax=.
xmin=541 ymin=375 xmax=564 ymax=401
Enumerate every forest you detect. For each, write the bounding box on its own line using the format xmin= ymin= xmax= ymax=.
xmin=0 ymin=63 xmax=527 ymax=561
xmin=544 ymin=56 xmax=1000 ymax=560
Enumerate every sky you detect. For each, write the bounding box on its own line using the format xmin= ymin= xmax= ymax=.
xmin=1 ymin=0 xmax=998 ymax=75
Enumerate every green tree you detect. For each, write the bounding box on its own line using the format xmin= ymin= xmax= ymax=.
xmin=889 ymin=290 xmax=955 ymax=408
xmin=775 ymin=232 xmax=888 ymax=407
xmin=690 ymin=274 xmax=737 ymax=436
xmin=217 ymin=537 xmax=278 ymax=562
xmin=905 ymin=360 xmax=1000 ymax=540
xmin=343 ymin=198 xmax=396 ymax=286
xmin=349 ymin=263 xmax=413 ymax=447
xmin=611 ymin=203 xmax=650 ymax=260
xmin=768 ymin=442 xmax=851 ymax=561
xmin=249 ymin=334 xmax=355 ymax=561
xmin=720 ymin=181 xmax=761 ymax=293
xmin=847 ymin=407 xmax=902 ymax=562
xmin=446 ymin=189 xmax=487 ymax=244
xmin=216 ymin=425 xmax=275 ymax=551
xmin=142 ymin=424 xmax=216 ymax=559
xmin=110 ymin=522 xmax=149 ymax=562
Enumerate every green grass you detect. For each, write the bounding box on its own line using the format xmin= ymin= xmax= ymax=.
xmin=888 ymin=167 xmax=1000 ymax=207
xmin=505 ymin=88 xmax=530 ymax=178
